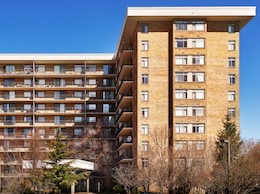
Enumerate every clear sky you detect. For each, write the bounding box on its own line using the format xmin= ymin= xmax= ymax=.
xmin=0 ymin=0 xmax=259 ymax=139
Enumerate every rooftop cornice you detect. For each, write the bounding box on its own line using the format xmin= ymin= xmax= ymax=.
xmin=127 ymin=6 xmax=256 ymax=17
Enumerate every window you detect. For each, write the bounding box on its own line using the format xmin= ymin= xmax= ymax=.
xmin=88 ymin=104 xmax=96 ymax=110
xmin=74 ymin=128 xmax=83 ymax=136
xmin=74 ymin=65 xmax=83 ymax=73
xmin=192 ymin=21 xmax=205 ymax=31
xmin=175 ymin=90 xmax=187 ymax=99
xmin=175 ymin=141 xmax=188 ymax=150
xmin=141 ymin=91 xmax=149 ymax=101
xmin=228 ymin=41 xmax=235 ymax=50
xmin=37 ymin=65 xmax=45 ymax=73
xmin=87 ymin=65 xmax=96 ymax=72
xmin=88 ymin=79 xmax=96 ymax=85
xmin=192 ymin=141 xmax=205 ymax=150
xmin=228 ymin=23 xmax=235 ymax=33
xmin=37 ymin=104 xmax=45 ymax=110
xmin=24 ymin=92 xmax=31 ymax=98
xmin=192 ymin=107 xmax=205 ymax=116
xmin=175 ymin=107 xmax=188 ymax=116
xmin=192 ymin=39 xmax=205 ymax=48
xmin=192 ymin=90 xmax=205 ymax=99
xmin=141 ymin=74 xmax=149 ymax=84
xmin=228 ymin=91 xmax=236 ymax=101
xmin=142 ymin=158 xmax=149 ymax=168
xmin=88 ymin=91 xmax=96 ymax=98
xmin=38 ymin=79 xmax=45 ymax=85
xmin=5 ymin=65 xmax=15 ymax=73
xmin=141 ymin=24 xmax=149 ymax=33
xmin=74 ymin=91 xmax=83 ymax=98
xmin=192 ymin=124 xmax=205 ymax=133
xmin=141 ymin=124 xmax=149 ymax=135
xmin=24 ymin=79 xmax=32 ymax=86
xmin=175 ymin=56 xmax=188 ymax=65
xmin=192 ymin=55 xmax=205 ymax=65
xmin=24 ymin=116 xmax=32 ymax=123
xmin=141 ymin=57 xmax=149 ymax=67
xmin=38 ymin=116 xmax=45 ymax=123
xmin=141 ymin=141 xmax=149 ymax=151
xmin=75 ymin=117 xmax=83 ymax=122
xmin=141 ymin=108 xmax=149 ymax=118
xmin=175 ymin=72 xmax=187 ymax=82
xmin=228 ymin=74 xmax=236 ymax=84
xmin=103 ymin=104 xmax=110 ymax=113
xmin=228 ymin=108 xmax=236 ymax=117
xmin=24 ymin=104 xmax=31 ymax=111
xmin=141 ymin=40 xmax=149 ymax=51
xmin=88 ymin=117 xmax=96 ymax=123
xmin=176 ymin=38 xmax=187 ymax=48
xmin=176 ymin=21 xmax=187 ymax=30
xmin=176 ymin=124 xmax=188 ymax=133
xmin=37 ymin=91 xmax=45 ymax=98
xmin=228 ymin=57 xmax=236 ymax=67
xmin=74 ymin=104 xmax=83 ymax=110
xmin=192 ymin=73 xmax=204 ymax=82
xmin=74 ymin=79 xmax=83 ymax=85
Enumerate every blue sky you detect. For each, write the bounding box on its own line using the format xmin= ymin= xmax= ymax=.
xmin=0 ymin=0 xmax=259 ymax=139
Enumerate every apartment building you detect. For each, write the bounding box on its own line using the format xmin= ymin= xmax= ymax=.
xmin=0 ymin=6 xmax=256 ymax=192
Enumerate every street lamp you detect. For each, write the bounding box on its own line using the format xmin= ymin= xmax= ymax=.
xmin=220 ymin=138 xmax=231 ymax=194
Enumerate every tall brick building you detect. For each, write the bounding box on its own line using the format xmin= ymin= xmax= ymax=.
xmin=0 ymin=6 xmax=256 ymax=192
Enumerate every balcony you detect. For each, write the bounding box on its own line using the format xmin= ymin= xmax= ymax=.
xmin=116 ymin=76 xmax=133 ymax=97
xmin=34 ymin=120 xmax=85 ymax=127
xmin=0 ymin=133 xmax=32 ymax=139
xmin=117 ymin=92 xmax=133 ymax=109
xmin=35 ymin=107 xmax=84 ymax=114
xmin=114 ymin=136 xmax=133 ymax=151
xmin=0 ymin=120 xmax=33 ymax=127
xmin=35 ymin=69 xmax=85 ymax=76
xmin=0 ymin=108 xmax=33 ymax=114
xmin=116 ymin=107 xmax=133 ymax=124
xmin=114 ymin=151 xmax=133 ymax=164
xmin=115 ymin=122 xmax=133 ymax=137
xmin=35 ymin=82 xmax=85 ymax=88
xmin=116 ymin=60 xmax=133 ymax=79
xmin=0 ymin=69 xmax=33 ymax=76
xmin=0 ymin=82 xmax=33 ymax=89
xmin=0 ymin=95 xmax=33 ymax=101
xmin=34 ymin=94 xmax=85 ymax=101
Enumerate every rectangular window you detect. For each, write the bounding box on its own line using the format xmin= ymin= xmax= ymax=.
xmin=141 ymin=74 xmax=149 ymax=84
xmin=228 ymin=91 xmax=236 ymax=101
xmin=37 ymin=91 xmax=45 ymax=98
xmin=176 ymin=21 xmax=187 ymax=30
xmin=38 ymin=79 xmax=45 ymax=85
xmin=228 ymin=57 xmax=236 ymax=67
xmin=88 ymin=91 xmax=96 ymax=98
xmin=175 ymin=38 xmax=187 ymax=48
xmin=103 ymin=104 xmax=110 ymax=113
xmin=192 ymin=72 xmax=204 ymax=82
xmin=175 ymin=141 xmax=188 ymax=150
xmin=228 ymin=108 xmax=236 ymax=117
xmin=37 ymin=104 xmax=45 ymax=110
xmin=192 ymin=90 xmax=205 ymax=99
xmin=74 ymin=91 xmax=83 ymax=98
xmin=175 ymin=90 xmax=187 ymax=99
xmin=141 ymin=141 xmax=149 ymax=151
xmin=176 ymin=124 xmax=188 ymax=133
xmin=141 ymin=40 xmax=149 ymax=51
xmin=87 ymin=104 xmax=96 ymax=110
xmin=141 ymin=124 xmax=149 ymax=135
xmin=192 ymin=140 xmax=205 ymax=150
xmin=87 ymin=65 xmax=96 ymax=72
xmin=192 ymin=21 xmax=205 ymax=31
xmin=74 ymin=65 xmax=83 ymax=73
xmin=24 ymin=104 xmax=31 ymax=111
xmin=228 ymin=23 xmax=235 ymax=33
xmin=141 ymin=91 xmax=149 ymax=101
xmin=175 ymin=107 xmax=188 ymax=116
xmin=74 ymin=79 xmax=83 ymax=85
xmin=5 ymin=65 xmax=15 ymax=73
xmin=192 ymin=107 xmax=205 ymax=116
xmin=192 ymin=124 xmax=205 ymax=133
xmin=74 ymin=104 xmax=83 ymax=110
xmin=37 ymin=65 xmax=45 ymax=73
xmin=141 ymin=24 xmax=149 ymax=33
xmin=175 ymin=72 xmax=187 ymax=82
xmin=24 ymin=92 xmax=31 ymax=98
xmin=88 ymin=117 xmax=96 ymax=123
xmin=142 ymin=158 xmax=149 ymax=168
xmin=228 ymin=74 xmax=236 ymax=84
xmin=24 ymin=116 xmax=32 ymax=123
xmin=141 ymin=108 xmax=149 ymax=118
xmin=74 ymin=128 xmax=83 ymax=136
xmin=74 ymin=117 xmax=83 ymax=122
xmin=38 ymin=116 xmax=45 ymax=123
xmin=192 ymin=39 xmax=205 ymax=48
xmin=88 ymin=79 xmax=96 ymax=85
xmin=175 ymin=56 xmax=188 ymax=65
xmin=24 ymin=79 xmax=32 ymax=86
xmin=192 ymin=55 xmax=205 ymax=65
xmin=228 ymin=41 xmax=236 ymax=50
xmin=141 ymin=57 xmax=149 ymax=67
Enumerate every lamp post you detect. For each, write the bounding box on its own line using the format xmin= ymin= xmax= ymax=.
xmin=220 ymin=138 xmax=231 ymax=194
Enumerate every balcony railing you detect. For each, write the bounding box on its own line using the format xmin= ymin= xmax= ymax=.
xmin=0 ymin=108 xmax=33 ymax=113
xmin=0 ymin=69 xmax=33 ymax=75
xmin=115 ymin=122 xmax=133 ymax=137
xmin=35 ymin=94 xmax=85 ymax=100
xmin=114 ymin=136 xmax=133 ymax=151
xmin=35 ymin=120 xmax=85 ymax=126
xmin=114 ymin=151 xmax=133 ymax=164
xmin=117 ymin=92 xmax=133 ymax=108
xmin=0 ymin=82 xmax=33 ymax=87
xmin=35 ymin=82 xmax=85 ymax=87
xmin=116 ymin=107 xmax=133 ymax=122
xmin=116 ymin=60 xmax=133 ymax=76
xmin=0 ymin=120 xmax=33 ymax=126
xmin=35 ymin=107 xmax=84 ymax=113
